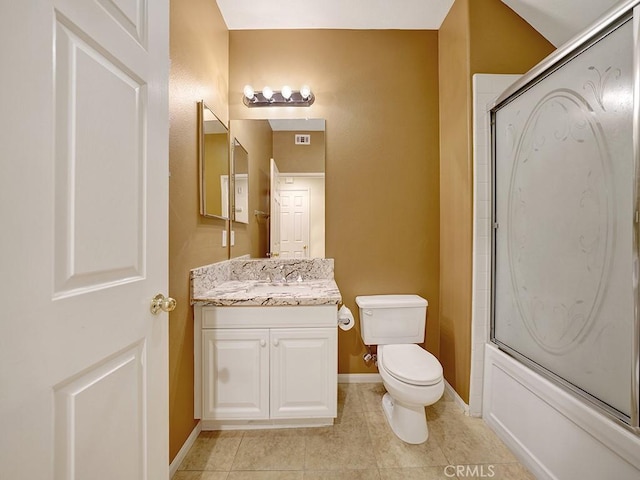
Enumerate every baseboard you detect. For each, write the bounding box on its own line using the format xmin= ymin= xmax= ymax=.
xmin=201 ymin=417 xmax=333 ymax=430
xmin=337 ymin=373 xmax=382 ymax=383
xmin=444 ymin=379 xmax=470 ymax=415
xmin=169 ymin=421 xmax=202 ymax=479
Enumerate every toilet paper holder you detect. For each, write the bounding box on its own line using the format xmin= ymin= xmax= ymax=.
xmin=337 ymin=304 xmax=355 ymax=331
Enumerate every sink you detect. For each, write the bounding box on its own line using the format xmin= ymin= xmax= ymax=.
xmin=248 ymin=282 xmax=310 ymax=295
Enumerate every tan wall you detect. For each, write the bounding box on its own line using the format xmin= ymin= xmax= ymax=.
xmin=438 ymin=0 xmax=554 ymax=402
xmin=273 ymin=131 xmax=325 ymax=173
xmin=204 ymin=133 xmax=229 ymax=215
xmin=230 ymin=30 xmax=441 ymax=372
xmin=230 ymin=120 xmax=273 ymax=259
xmin=168 ymin=0 xmax=229 ymax=462
xmin=469 ymin=0 xmax=556 ymax=74
xmin=438 ymin=0 xmax=472 ymax=402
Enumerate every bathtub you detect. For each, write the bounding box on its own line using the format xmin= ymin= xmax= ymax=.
xmin=483 ymin=344 xmax=640 ymax=479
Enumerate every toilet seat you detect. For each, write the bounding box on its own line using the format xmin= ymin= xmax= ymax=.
xmin=379 ymin=344 xmax=443 ymax=386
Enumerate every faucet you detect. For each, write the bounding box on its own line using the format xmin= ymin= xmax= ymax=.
xmin=273 ymin=264 xmax=287 ymax=284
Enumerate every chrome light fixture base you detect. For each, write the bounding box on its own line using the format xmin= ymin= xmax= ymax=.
xmin=243 ymin=88 xmax=315 ymax=107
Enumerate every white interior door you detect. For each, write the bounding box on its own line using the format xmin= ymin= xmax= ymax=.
xmin=279 ymin=189 xmax=310 ymax=259
xmin=269 ymin=158 xmax=282 ymax=258
xmin=0 ymin=1 xmax=170 ymax=479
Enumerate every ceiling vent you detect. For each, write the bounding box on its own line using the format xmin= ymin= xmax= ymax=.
xmin=295 ymin=134 xmax=311 ymax=145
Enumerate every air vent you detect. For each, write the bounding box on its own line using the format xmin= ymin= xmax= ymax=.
xmin=295 ymin=134 xmax=311 ymax=145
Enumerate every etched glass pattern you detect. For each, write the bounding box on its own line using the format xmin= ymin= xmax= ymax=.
xmin=493 ymin=20 xmax=635 ymax=418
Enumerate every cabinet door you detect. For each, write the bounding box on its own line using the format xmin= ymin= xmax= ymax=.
xmin=202 ymin=329 xmax=269 ymax=420
xmin=270 ymin=328 xmax=337 ymax=418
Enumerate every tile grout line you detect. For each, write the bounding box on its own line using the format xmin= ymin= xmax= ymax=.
xmin=176 ymin=382 xmax=534 ymax=479
xmin=228 ymin=429 xmax=244 ymax=475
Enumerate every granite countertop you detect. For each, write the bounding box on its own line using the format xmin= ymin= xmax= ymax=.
xmin=190 ymin=258 xmax=341 ymax=307
xmin=192 ymin=278 xmax=342 ymax=307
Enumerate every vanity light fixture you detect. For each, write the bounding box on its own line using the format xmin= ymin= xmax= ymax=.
xmin=242 ymin=84 xmax=315 ymax=107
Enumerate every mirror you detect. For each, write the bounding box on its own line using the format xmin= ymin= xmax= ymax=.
xmin=229 ymin=119 xmax=325 ymax=259
xmin=232 ymin=138 xmax=249 ymax=224
xmin=198 ymin=101 xmax=230 ymax=219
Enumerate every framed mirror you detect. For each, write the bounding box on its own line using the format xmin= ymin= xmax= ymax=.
xmin=198 ymin=101 xmax=230 ymax=219
xmin=232 ymin=138 xmax=249 ymax=224
xmin=229 ymin=119 xmax=325 ymax=259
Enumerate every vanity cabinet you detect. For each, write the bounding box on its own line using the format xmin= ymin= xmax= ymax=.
xmin=195 ymin=305 xmax=338 ymax=425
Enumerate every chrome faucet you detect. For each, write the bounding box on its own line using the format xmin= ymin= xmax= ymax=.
xmin=273 ymin=264 xmax=287 ymax=284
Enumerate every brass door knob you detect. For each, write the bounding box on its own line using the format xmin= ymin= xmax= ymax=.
xmin=150 ymin=293 xmax=176 ymax=315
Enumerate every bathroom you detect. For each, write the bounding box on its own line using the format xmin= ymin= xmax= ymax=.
xmin=2 ymin=0 xmax=639 ymax=478
xmin=170 ymin=0 xmax=640 ymax=478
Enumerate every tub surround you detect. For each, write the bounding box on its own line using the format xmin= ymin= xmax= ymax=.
xmin=191 ymin=258 xmax=341 ymax=306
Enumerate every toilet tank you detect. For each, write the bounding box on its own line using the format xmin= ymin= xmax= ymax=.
xmin=355 ymin=295 xmax=428 ymax=345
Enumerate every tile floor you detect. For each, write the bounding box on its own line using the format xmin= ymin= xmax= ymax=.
xmin=175 ymin=383 xmax=535 ymax=480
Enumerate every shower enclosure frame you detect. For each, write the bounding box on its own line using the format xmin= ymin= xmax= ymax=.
xmin=489 ymin=0 xmax=640 ymax=433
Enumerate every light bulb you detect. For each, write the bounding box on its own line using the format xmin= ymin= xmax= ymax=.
xmin=300 ymin=85 xmax=311 ymax=100
xmin=281 ymin=85 xmax=292 ymax=100
xmin=243 ymin=85 xmax=255 ymax=100
xmin=262 ymin=86 xmax=273 ymax=100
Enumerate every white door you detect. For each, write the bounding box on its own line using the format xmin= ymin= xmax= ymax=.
xmin=269 ymin=159 xmax=282 ymax=257
xmin=270 ymin=328 xmax=337 ymax=418
xmin=280 ymin=189 xmax=310 ymax=259
xmin=202 ymin=329 xmax=270 ymax=420
xmin=0 ymin=1 xmax=170 ymax=479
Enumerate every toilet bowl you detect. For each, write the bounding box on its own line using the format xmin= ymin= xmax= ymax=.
xmin=355 ymin=294 xmax=444 ymax=444
xmin=377 ymin=344 xmax=444 ymax=444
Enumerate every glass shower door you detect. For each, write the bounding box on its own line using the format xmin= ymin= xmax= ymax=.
xmin=492 ymin=15 xmax=637 ymax=424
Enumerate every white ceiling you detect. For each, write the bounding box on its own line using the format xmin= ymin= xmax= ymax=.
xmin=501 ymin=0 xmax=621 ymax=46
xmin=269 ymin=119 xmax=325 ymax=131
xmin=217 ymin=0 xmax=455 ymax=30
xmin=216 ymin=0 xmax=622 ymax=47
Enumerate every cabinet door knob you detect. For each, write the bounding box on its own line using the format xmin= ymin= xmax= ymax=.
xmin=273 ymin=339 xmax=279 ymax=346
xmin=260 ymin=339 xmax=266 ymax=347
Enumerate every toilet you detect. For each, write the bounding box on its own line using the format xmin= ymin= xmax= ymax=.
xmin=355 ymin=294 xmax=444 ymax=444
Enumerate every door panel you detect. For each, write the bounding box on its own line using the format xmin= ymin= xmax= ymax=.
xmin=280 ymin=189 xmax=310 ymax=259
xmin=54 ymin=342 xmax=146 ymax=479
xmin=94 ymin=0 xmax=147 ymax=44
xmin=0 ymin=1 xmax=169 ymax=478
xmin=270 ymin=328 xmax=337 ymax=418
xmin=203 ymin=329 xmax=270 ymax=420
xmin=54 ymin=18 xmax=146 ymax=296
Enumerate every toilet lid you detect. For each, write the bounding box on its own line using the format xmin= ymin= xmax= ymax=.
xmin=380 ymin=344 xmax=443 ymax=386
